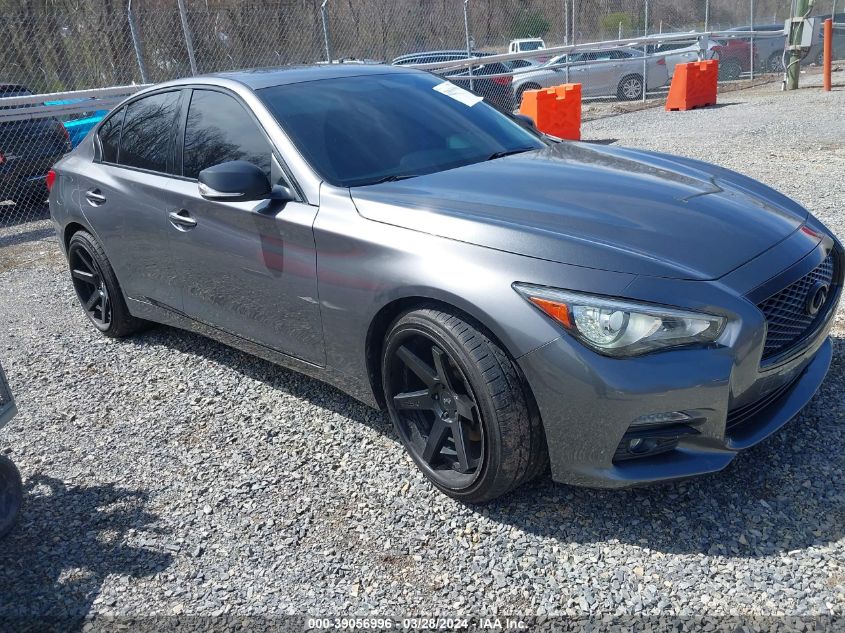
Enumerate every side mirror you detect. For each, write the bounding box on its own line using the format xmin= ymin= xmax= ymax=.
xmin=198 ymin=160 xmax=274 ymax=202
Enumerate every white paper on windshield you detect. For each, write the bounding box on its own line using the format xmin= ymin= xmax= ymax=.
xmin=433 ymin=81 xmax=484 ymax=107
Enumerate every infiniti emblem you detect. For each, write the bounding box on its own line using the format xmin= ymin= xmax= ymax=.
xmin=806 ymin=281 xmax=830 ymax=317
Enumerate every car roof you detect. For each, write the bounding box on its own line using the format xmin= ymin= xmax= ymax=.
xmin=200 ymin=63 xmax=417 ymax=90
xmin=0 ymin=83 xmax=30 ymax=94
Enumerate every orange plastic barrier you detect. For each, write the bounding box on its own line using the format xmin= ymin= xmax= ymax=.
xmin=665 ymin=59 xmax=719 ymax=111
xmin=519 ymin=83 xmax=581 ymax=141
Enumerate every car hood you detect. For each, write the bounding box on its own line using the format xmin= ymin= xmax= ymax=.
xmin=350 ymin=142 xmax=808 ymax=280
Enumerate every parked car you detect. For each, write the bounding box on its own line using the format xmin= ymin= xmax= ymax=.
xmin=512 ymin=47 xmax=669 ymax=102
xmin=711 ymin=38 xmax=759 ymax=80
xmin=725 ymin=24 xmax=787 ymax=73
xmin=392 ymin=50 xmax=513 ymax=110
xmin=647 ymin=37 xmax=756 ymax=81
xmin=508 ymin=38 xmax=551 ymax=64
xmin=509 ymin=38 xmax=546 ymax=54
xmin=807 ymin=14 xmax=845 ymax=66
xmin=49 ymin=65 xmax=843 ymax=502
xmin=0 ymin=84 xmax=71 ymax=205
xmin=646 ymin=37 xmax=719 ymax=77
xmin=63 ymin=110 xmax=107 ymax=148
xmin=43 ymin=98 xmax=108 ymax=148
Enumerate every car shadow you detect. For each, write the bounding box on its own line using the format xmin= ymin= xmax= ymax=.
xmin=0 ymin=201 xmax=51 ymax=230
xmin=0 ymin=227 xmax=54 ymax=249
xmin=0 ymin=474 xmax=172 ymax=627
xmin=126 ymin=326 xmax=845 ymax=559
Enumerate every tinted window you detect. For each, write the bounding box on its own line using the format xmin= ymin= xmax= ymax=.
xmin=183 ymin=90 xmax=272 ymax=180
xmin=118 ymin=91 xmax=181 ymax=173
xmin=519 ymin=41 xmax=544 ymax=51
xmin=98 ymin=108 xmax=124 ymax=163
xmin=259 ymin=73 xmax=544 ymax=187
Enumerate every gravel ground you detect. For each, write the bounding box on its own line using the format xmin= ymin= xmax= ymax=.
xmin=0 ymin=73 xmax=844 ymax=629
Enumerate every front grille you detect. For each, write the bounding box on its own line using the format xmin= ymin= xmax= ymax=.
xmin=757 ymin=252 xmax=837 ymax=361
xmin=726 ymin=372 xmax=803 ymax=431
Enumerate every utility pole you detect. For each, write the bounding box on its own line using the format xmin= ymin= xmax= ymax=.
xmin=786 ymin=0 xmax=815 ymax=89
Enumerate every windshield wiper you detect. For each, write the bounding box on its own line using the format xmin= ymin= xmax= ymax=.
xmin=364 ymin=173 xmax=420 ymax=185
xmin=486 ymin=147 xmax=537 ymax=161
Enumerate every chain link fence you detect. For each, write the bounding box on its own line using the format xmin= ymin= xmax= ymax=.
xmin=1 ymin=0 xmax=842 ymax=229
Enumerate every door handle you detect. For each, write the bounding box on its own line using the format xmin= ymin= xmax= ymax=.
xmin=85 ymin=188 xmax=106 ymax=206
xmin=168 ymin=209 xmax=197 ymax=230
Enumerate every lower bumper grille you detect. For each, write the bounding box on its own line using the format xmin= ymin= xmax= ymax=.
xmin=726 ymin=372 xmax=803 ymax=431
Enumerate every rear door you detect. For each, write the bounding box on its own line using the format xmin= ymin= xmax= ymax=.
xmin=585 ymin=50 xmax=618 ymax=96
xmin=562 ymin=53 xmax=590 ymax=92
xmin=79 ymin=90 xmax=185 ymax=311
xmin=162 ymin=88 xmax=325 ymax=365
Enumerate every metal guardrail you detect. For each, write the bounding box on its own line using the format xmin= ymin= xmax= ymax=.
xmin=407 ymin=29 xmax=787 ymax=75
xmin=0 ymin=85 xmax=148 ymax=123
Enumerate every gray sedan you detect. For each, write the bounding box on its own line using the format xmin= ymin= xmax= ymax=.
xmin=49 ymin=65 xmax=842 ymax=502
xmin=511 ymin=47 xmax=669 ymax=102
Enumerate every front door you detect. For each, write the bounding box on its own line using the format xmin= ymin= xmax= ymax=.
xmin=164 ymin=88 xmax=325 ymax=366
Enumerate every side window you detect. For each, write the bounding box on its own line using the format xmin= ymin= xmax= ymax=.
xmin=182 ymin=90 xmax=272 ymax=181
xmin=98 ymin=107 xmax=124 ymax=164
xmin=118 ymin=91 xmax=181 ymax=173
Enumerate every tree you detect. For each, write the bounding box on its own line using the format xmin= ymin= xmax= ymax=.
xmin=509 ymin=11 xmax=550 ymax=40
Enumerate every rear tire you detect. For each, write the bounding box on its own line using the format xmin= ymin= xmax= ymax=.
xmin=617 ymin=74 xmax=644 ymax=101
xmin=0 ymin=455 xmax=22 ymax=539
xmin=718 ymin=59 xmax=742 ymax=81
xmin=382 ymin=308 xmax=547 ymax=503
xmin=67 ymin=230 xmax=148 ymax=338
xmin=767 ymin=51 xmax=785 ymax=73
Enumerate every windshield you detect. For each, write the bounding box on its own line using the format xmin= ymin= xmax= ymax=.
xmin=519 ymin=41 xmax=545 ymax=51
xmin=259 ymin=72 xmax=544 ymax=187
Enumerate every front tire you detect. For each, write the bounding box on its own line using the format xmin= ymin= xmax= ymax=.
xmin=0 ymin=455 xmax=22 ymax=539
xmin=67 ymin=230 xmax=147 ymax=337
xmin=382 ymin=308 xmax=547 ymax=503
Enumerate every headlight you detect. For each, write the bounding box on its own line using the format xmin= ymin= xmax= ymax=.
xmin=514 ymin=283 xmax=726 ymax=357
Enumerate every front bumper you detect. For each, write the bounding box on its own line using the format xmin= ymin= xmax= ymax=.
xmin=517 ymin=232 xmax=842 ymax=489
xmin=519 ymin=333 xmax=832 ymax=488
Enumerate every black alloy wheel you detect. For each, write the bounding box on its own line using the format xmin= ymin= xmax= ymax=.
xmin=69 ymin=240 xmax=112 ymax=330
xmin=66 ymin=230 xmax=147 ymax=338
xmin=387 ymin=333 xmax=484 ymax=490
xmin=382 ymin=308 xmax=548 ymax=503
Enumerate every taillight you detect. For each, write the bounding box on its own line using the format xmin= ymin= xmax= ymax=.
xmin=46 ymin=169 xmax=57 ymax=192
xmin=493 ymin=76 xmax=511 ymax=86
xmin=657 ymin=57 xmax=666 ymax=66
